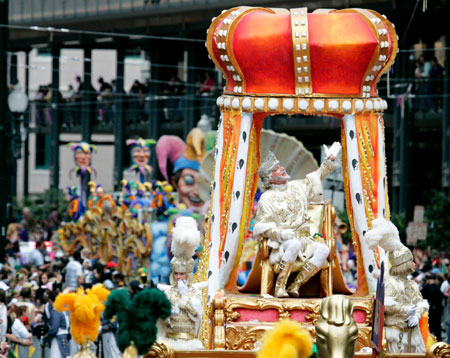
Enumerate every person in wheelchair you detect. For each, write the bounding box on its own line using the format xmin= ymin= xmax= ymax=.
xmin=254 ymin=144 xmax=341 ymax=298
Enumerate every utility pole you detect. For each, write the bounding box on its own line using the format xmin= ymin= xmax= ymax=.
xmin=113 ymin=48 xmax=125 ymax=190
xmin=443 ymin=20 xmax=450 ymax=194
xmin=49 ymin=45 xmax=61 ymax=192
xmin=0 ymin=0 xmax=10 ymax=263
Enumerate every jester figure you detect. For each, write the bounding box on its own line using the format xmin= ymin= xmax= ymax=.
xmin=126 ymin=138 xmax=156 ymax=183
xmin=69 ymin=142 xmax=97 ymax=206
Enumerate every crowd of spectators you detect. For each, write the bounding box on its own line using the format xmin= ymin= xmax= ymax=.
xmin=3 ymin=207 xmax=150 ymax=357
xmin=414 ymin=55 xmax=444 ymax=113
xmin=32 ymin=71 xmax=216 ymax=127
xmin=408 ymin=250 xmax=450 ymax=343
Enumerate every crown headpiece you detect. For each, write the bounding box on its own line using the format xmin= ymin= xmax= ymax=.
xmin=258 ymin=151 xmax=279 ymax=183
xmin=389 ymin=246 xmax=413 ymax=268
xmin=206 ymin=7 xmax=397 ymax=116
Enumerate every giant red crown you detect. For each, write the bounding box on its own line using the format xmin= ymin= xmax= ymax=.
xmin=206 ymin=7 xmax=398 ymax=115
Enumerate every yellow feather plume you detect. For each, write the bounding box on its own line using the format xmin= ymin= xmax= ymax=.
xmin=257 ymin=320 xmax=313 ymax=358
xmin=54 ymin=284 xmax=110 ymax=345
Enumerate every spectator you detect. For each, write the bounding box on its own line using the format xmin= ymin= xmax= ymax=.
xmin=44 ymin=290 xmax=70 ymax=358
xmin=64 ymin=252 xmax=83 ymax=290
xmin=429 ymin=56 xmax=444 ymax=110
xmin=97 ymin=77 xmax=114 ymax=123
xmin=11 ymin=305 xmax=32 ymax=358
xmin=0 ymin=290 xmax=6 ymax=343
xmin=65 ymin=84 xmax=75 ymax=100
xmin=16 ymin=286 xmax=37 ymax=324
xmin=21 ymin=207 xmax=36 ymax=239
xmin=48 ymin=204 xmax=61 ymax=232
xmin=100 ymin=317 xmax=121 ymax=358
xmin=28 ymin=241 xmax=45 ymax=269
xmin=97 ymin=77 xmax=112 ymax=94
xmin=422 ymin=274 xmax=445 ymax=341
xmin=415 ymin=55 xmax=433 ymax=112
xmin=198 ymin=72 xmax=214 ymax=95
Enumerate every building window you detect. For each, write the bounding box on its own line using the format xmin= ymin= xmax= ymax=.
xmin=35 ymin=133 xmax=50 ymax=169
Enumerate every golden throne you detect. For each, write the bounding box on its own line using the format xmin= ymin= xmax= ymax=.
xmin=240 ymin=202 xmax=351 ymax=298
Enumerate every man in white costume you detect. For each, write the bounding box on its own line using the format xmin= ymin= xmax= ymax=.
xmin=365 ymin=218 xmax=429 ymax=353
xmin=254 ymin=143 xmax=341 ymax=298
xmin=158 ymin=216 xmax=206 ymax=350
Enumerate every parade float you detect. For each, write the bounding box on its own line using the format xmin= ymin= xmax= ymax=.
xmin=145 ymin=5 xmax=449 ymax=358
xmin=56 ymin=5 xmax=450 ymax=358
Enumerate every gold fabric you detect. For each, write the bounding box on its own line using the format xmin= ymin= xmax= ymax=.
xmin=170 ymin=257 xmax=195 ymax=274
xmin=164 ymin=286 xmax=203 ymax=340
xmin=255 ymin=161 xmax=334 ymax=263
xmin=287 ymin=261 xmax=320 ymax=296
xmin=384 ymin=275 xmax=428 ymax=329
xmin=166 ymin=332 xmax=196 ymax=340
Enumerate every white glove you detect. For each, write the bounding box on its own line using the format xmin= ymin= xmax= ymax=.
xmin=177 ymin=279 xmax=188 ymax=297
xmin=407 ymin=314 xmax=420 ymax=327
xmin=267 ymin=240 xmax=280 ymax=249
xmin=178 ymin=295 xmax=189 ymax=309
xmin=281 ymin=229 xmax=296 ymax=241
xmin=407 ymin=305 xmax=417 ymax=317
xmin=323 ymin=142 xmax=342 ymax=160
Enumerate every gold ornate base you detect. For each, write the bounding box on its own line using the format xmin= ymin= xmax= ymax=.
xmin=212 ymin=295 xmax=373 ymax=351
xmin=145 ymin=349 xmax=450 ymax=358
xmin=144 ymin=297 xmax=450 ymax=358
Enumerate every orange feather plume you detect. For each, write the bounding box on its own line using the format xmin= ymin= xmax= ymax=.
xmin=54 ymin=284 xmax=110 ymax=345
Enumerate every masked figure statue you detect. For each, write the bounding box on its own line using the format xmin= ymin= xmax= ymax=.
xmin=158 ymin=216 xmax=206 ymax=350
xmin=254 ymin=143 xmax=341 ymax=298
xmin=365 ymin=218 xmax=429 ymax=353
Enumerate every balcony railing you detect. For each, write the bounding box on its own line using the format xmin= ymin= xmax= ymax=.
xmin=29 ymin=92 xmax=218 ymax=133
xmin=9 ymin=0 xmax=223 ymax=24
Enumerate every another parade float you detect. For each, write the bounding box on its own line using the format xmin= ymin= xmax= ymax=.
xmin=55 ymin=5 xmax=450 ymax=358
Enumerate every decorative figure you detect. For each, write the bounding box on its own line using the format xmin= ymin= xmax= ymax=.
xmin=126 ymin=138 xmax=156 ymax=183
xmin=204 ymin=7 xmax=398 ymax=302
xmin=158 ymin=216 xmax=206 ymax=350
xmin=104 ymin=286 xmax=172 ymax=357
xmin=365 ymin=218 xmax=429 ymax=353
xmin=315 ymin=295 xmax=358 ymax=358
xmin=56 ymin=204 xmax=152 ymax=276
xmin=54 ymin=284 xmax=110 ymax=358
xmin=253 ymin=144 xmax=340 ymax=298
xmin=67 ymin=186 xmax=85 ymax=221
xmin=257 ymin=319 xmax=313 ymax=358
xmin=69 ymin=142 xmax=97 ymax=205
xmin=156 ymin=128 xmax=205 ymax=211
xmin=87 ymin=182 xmax=116 ymax=212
